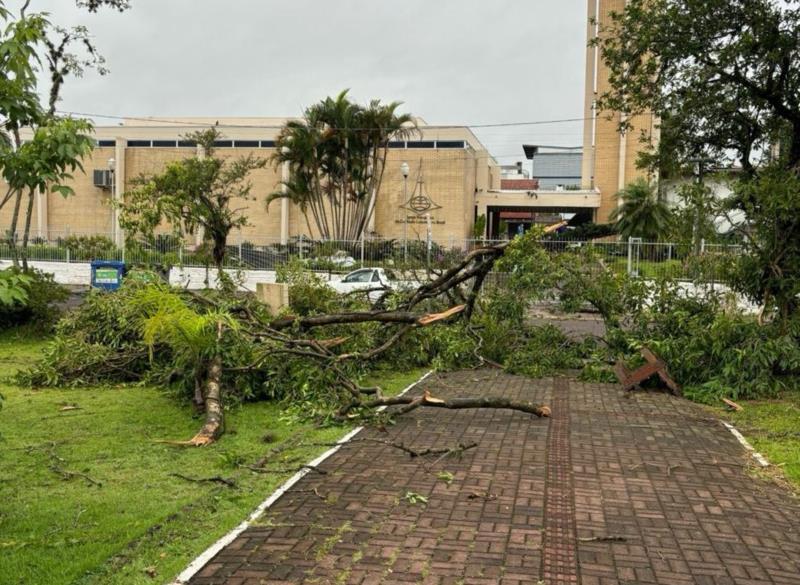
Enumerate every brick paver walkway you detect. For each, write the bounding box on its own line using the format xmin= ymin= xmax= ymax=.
xmin=189 ymin=372 xmax=800 ymax=584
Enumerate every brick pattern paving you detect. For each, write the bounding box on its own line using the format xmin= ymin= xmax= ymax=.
xmin=189 ymin=372 xmax=800 ymax=585
xmin=541 ymin=377 xmax=578 ymax=584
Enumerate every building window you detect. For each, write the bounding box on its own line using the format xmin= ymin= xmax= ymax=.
xmin=388 ymin=141 xmax=406 ymax=149
xmin=152 ymin=140 xmax=178 ymax=147
xmin=260 ymin=140 xmax=276 ymax=148
xmin=178 ymin=140 xmax=197 ymax=148
xmin=436 ymin=140 xmax=465 ymax=149
xmin=234 ymin=140 xmax=260 ymax=148
xmin=406 ymin=141 xmax=435 ymax=149
xmin=96 ymin=139 xmax=115 ymax=147
xmin=212 ymin=140 xmax=233 ymax=148
xmin=127 ymin=140 xmax=152 ymax=147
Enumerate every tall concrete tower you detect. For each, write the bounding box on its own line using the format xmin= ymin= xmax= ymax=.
xmin=581 ymin=0 xmax=658 ymax=223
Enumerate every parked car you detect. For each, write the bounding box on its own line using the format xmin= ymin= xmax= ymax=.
xmin=328 ymin=267 xmax=412 ymax=302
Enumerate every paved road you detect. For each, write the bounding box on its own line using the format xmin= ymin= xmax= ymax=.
xmin=189 ymin=371 xmax=800 ymax=585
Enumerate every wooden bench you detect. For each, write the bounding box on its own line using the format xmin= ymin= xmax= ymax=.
xmin=614 ymin=347 xmax=682 ymax=396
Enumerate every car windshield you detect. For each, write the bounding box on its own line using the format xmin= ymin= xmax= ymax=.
xmin=343 ymin=270 xmax=373 ymax=283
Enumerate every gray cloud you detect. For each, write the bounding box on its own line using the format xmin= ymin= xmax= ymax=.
xmin=15 ymin=0 xmax=589 ymax=161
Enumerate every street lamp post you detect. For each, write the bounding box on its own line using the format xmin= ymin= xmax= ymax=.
xmin=400 ymin=162 xmax=410 ymax=263
xmin=108 ymin=157 xmax=117 ymax=246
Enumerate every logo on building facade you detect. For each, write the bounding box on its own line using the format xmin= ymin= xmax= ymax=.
xmin=398 ymin=161 xmax=444 ymax=224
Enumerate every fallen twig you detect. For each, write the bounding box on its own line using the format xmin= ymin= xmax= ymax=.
xmin=578 ymin=535 xmax=629 ymax=543
xmin=308 ymin=438 xmax=479 ymax=459
xmin=467 ymin=490 xmax=497 ymax=501
xmin=169 ymin=472 xmax=237 ymax=488
xmin=49 ymin=465 xmax=102 ymax=487
xmin=245 ymin=464 xmax=327 ymax=475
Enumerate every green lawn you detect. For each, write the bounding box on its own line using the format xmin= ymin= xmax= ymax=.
xmin=0 ymin=330 xmax=425 ymax=585
xmin=726 ymin=392 xmax=800 ymax=488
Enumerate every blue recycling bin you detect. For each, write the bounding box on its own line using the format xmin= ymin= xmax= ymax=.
xmin=90 ymin=260 xmax=126 ymax=291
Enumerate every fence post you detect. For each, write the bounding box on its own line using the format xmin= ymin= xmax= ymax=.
xmin=700 ymin=238 xmax=706 ymax=254
xmin=239 ymin=240 xmax=243 ymax=262
xmin=627 ymin=237 xmax=633 ymax=275
xmin=178 ymin=242 xmax=184 ymax=266
xmin=299 ymin=234 xmax=304 ymax=261
xmin=360 ymin=235 xmax=365 ymax=268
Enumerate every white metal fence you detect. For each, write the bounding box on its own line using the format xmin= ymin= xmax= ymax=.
xmin=0 ymin=230 xmax=743 ymax=283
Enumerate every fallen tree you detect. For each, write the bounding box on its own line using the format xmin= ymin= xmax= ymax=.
xmin=20 ymin=237 xmax=552 ymax=445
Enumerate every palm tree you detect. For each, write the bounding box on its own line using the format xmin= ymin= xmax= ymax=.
xmin=269 ymin=90 xmax=416 ymax=241
xmin=610 ymin=179 xmax=673 ymax=241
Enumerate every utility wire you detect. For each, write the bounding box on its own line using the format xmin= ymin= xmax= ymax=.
xmin=56 ymin=110 xmax=594 ymax=131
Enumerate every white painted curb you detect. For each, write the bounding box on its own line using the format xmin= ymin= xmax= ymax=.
xmin=722 ymin=421 xmax=770 ymax=468
xmin=169 ymin=369 xmax=433 ymax=584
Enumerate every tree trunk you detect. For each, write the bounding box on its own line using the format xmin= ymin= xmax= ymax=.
xmin=21 ymin=188 xmax=35 ymax=272
xmin=186 ymin=354 xmax=224 ymax=446
xmin=7 ymin=188 xmax=23 ymax=268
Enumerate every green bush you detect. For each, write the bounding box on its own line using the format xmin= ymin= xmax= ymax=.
xmin=62 ymin=234 xmax=118 ymax=261
xmin=0 ymin=268 xmax=68 ymax=332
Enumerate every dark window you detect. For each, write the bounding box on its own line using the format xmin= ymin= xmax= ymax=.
xmin=234 ymin=140 xmax=260 ymax=148
xmin=388 ymin=141 xmax=406 ymax=149
xmin=178 ymin=140 xmax=197 ymax=148
xmin=260 ymin=140 xmax=276 ymax=148
xmin=152 ymin=140 xmax=177 ymax=147
xmin=212 ymin=140 xmax=233 ymax=148
xmin=436 ymin=140 xmax=465 ymax=149
xmin=406 ymin=141 xmax=435 ymax=149
xmin=97 ymin=139 xmax=115 ymax=148
xmin=127 ymin=140 xmax=152 ymax=147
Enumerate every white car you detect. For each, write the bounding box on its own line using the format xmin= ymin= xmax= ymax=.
xmin=329 ymin=268 xmax=394 ymax=300
xmin=325 ymin=250 xmax=356 ymax=268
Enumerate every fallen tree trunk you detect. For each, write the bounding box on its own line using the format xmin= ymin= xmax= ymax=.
xmin=184 ymin=354 xmax=224 ymax=446
xmin=184 ymin=321 xmax=225 ymax=446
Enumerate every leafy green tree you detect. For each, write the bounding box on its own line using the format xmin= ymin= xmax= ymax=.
xmin=610 ymin=179 xmax=673 ymax=241
xmin=0 ymin=0 xmax=128 ymax=267
xmin=595 ymin=0 xmax=800 ymax=172
xmin=1 ymin=118 xmax=94 ymax=268
xmin=669 ymin=182 xmax=719 ymax=254
xmin=270 ymin=90 xmax=415 ymax=241
xmin=118 ymin=128 xmax=267 ymax=283
xmin=595 ymin=0 xmax=800 ymax=320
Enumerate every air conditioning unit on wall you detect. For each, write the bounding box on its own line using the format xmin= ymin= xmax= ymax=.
xmin=93 ymin=169 xmax=113 ymax=189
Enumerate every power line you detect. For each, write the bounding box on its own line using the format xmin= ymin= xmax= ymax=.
xmin=56 ymin=110 xmax=593 ymax=131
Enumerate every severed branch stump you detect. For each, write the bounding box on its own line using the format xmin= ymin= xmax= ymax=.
xmin=614 ymin=347 xmax=682 ymax=396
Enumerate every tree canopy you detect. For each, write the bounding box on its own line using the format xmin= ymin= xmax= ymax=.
xmin=595 ymin=0 xmax=800 ymax=172
xmin=118 ymin=128 xmax=266 ymax=280
xmin=610 ymin=179 xmax=673 ymax=241
xmin=270 ymin=90 xmax=415 ymax=241
xmin=597 ymin=0 xmax=800 ymax=322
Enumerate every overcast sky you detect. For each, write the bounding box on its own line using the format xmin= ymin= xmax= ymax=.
xmin=18 ymin=0 xmax=589 ymax=163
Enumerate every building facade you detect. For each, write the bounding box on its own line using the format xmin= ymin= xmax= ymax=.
xmin=0 ymin=118 xmax=503 ymax=246
xmin=581 ymin=0 xmax=658 ymax=222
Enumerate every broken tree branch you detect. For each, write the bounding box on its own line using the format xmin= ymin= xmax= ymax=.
xmin=365 ymin=390 xmax=551 ymax=418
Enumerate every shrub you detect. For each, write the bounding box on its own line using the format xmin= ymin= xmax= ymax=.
xmin=62 ymin=235 xmax=117 ymax=261
xmin=0 ymin=268 xmax=68 ymax=332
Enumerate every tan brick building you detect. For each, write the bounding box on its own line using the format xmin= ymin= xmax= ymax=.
xmin=1 ymin=1 xmax=651 ymax=244
xmin=0 ymin=117 xmax=510 ymax=246
xmin=581 ymin=0 xmax=658 ymax=222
